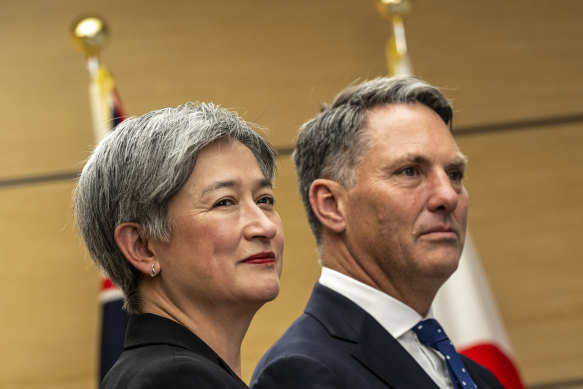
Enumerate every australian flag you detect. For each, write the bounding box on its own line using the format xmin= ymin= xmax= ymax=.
xmin=86 ymin=59 xmax=128 ymax=381
xmin=98 ymin=278 xmax=129 ymax=380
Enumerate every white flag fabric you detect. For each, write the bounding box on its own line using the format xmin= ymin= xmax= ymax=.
xmin=86 ymin=56 xmax=129 ymax=381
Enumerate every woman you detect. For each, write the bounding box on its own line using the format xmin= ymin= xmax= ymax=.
xmin=74 ymin=103 xmax=284 ymax=388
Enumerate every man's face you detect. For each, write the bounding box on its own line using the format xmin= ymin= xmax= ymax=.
xmin=342 ymin=103 xmax=468 ymax=295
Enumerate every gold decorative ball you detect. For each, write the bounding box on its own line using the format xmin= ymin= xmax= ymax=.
xmin=376 ymin=0 xmax=412 ymax=19
xmin=70 ymin=15 xmax=109 ymax=57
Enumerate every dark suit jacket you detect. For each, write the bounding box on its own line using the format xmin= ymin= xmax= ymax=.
xmin=102 ymin=313 xmax=248 ymax=389
xmin=251 ymin=283 xmax=504 ymax=389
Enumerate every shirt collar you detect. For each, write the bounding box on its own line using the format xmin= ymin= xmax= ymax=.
xmin=319 ymin=267 xmax=426 ymax=339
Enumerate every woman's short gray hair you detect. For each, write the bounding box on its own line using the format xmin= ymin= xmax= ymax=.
xmin=293 ymin=77 xmax=453 ymax=244
xmin=74 ymin=102 xmax=277 ymax=313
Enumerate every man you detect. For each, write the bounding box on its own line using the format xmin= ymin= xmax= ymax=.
xmin=251 ymin=77 xmax=504 ymax=388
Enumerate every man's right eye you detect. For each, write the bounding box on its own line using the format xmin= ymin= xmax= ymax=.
xmin=400 ymin=166 xmax=418 ymax=176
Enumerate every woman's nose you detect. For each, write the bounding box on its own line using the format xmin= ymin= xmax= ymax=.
xmin=243 ymin=203 xmax=279 ymax=240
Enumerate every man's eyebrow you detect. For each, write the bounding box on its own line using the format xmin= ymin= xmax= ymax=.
xmin=449 ymin=154 xmax=469 ymax=169
xmin=391 ymin=154 xmax=431 ymax=166
xmin=388 ymin=153 xmax=468 ymax=168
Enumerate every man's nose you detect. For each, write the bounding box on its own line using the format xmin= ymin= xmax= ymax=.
xmin=427 ymin=171 xmax=460 ymax=213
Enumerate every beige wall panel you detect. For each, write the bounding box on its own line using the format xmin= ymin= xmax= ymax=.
xmin=0 ymin=182 xmax=99 ymax=389
xmin=407 ymin=0 xmax=583 ymax=127
xmin=0 ymin=2 xmax=94 ymax=179
xmin=457 ymin=123 xmax=583 ymax=385
xmin=2 ymin=0 xmax=582 ymax=178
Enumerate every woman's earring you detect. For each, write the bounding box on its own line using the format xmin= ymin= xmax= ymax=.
xmin=150 ymin=263 xmax=157 ymax=278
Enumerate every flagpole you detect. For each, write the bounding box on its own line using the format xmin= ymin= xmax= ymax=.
xmin=71 ymin=15 xmax=129 ymax=382
xmin=375 ymin=0 xmax=413 ymax=77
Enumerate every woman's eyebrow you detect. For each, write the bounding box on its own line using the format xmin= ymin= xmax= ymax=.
xmin=201 ymin=180 xmax=238 ymax=196
xmin=255 ymin=178 xmax=273 ymax=190
xmin=201 ymin=178 xmax=272 ymax=196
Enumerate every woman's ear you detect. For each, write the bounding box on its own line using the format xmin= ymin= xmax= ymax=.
xmin=309 ymin=178 xmax=347 ymax=234
xmin=114 ymin=222 xmax=156 ymax=277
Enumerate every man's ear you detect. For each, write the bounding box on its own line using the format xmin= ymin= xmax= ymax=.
xmin=309 ymin=178 xmax=347 ymax=234
xmin=114 ymin=222 xmax=155 ymax=277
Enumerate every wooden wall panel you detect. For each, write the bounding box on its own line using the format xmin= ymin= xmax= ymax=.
xmin=407 ymin=0 xmax=583 ymax=127
xmin=456 ymin=123 xmax=583 ymax=385
xmin=0 ymin=182 xmax=99 ymax=389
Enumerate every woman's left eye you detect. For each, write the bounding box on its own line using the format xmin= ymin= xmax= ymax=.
xmin=215 ymin=199 xmax=234 ymax=207
xmin=257 ymin=196 xmax=274 ymax=206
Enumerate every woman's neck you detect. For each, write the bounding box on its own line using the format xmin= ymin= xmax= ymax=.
xmin=141 ymin=287 xmax=260 ymax=377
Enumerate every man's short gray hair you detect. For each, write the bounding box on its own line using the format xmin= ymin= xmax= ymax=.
xmin=293 ymin=77 xmax=453 ymax=244
xmin=74 ymin=102 xmax=276 ymax=313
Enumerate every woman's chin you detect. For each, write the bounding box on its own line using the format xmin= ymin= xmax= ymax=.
xmin=243 ymin=279 xmax=281 ymax=307
xmin=257 ymin=280 xmax=281 ymax=303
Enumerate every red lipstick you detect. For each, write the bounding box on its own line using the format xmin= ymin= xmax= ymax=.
xmin=242 ymin=252 xmax=276 ymax=264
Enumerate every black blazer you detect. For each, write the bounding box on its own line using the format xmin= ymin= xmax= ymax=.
xmin=251 ymin=283 xmax=504 ymax=389
xmin=102 ymin=313 xmax=248 ymax=389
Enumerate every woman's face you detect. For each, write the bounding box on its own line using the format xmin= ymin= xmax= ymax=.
xmin=150 ymin=139 xmax=283 ymax=312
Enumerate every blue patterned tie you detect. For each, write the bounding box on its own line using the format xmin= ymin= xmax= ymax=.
xmin=413 ymin=319 xmax=478 ymax=389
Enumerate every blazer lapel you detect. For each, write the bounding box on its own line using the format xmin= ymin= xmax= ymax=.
xmin=352 ymin=314 xmax=440 ymax=389
xmin=461 ymin=354 xmax=504 ymax=389
xmin=306 ymin=284 xmax=439 ymax=389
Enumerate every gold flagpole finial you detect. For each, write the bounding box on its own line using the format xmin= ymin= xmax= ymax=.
xmin=375 ymin=0 xmax=413 ymax=77
xmin=70 ymin=15 xmax=109 ymax=58
xmin=70 ymin=15 xmax=116 ymax=141
xmin=375 ymin=0 xmax=412 ymax=20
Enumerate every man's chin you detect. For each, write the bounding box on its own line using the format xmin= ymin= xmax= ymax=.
xmin=421 ymin=253 xmax=461 ymax=279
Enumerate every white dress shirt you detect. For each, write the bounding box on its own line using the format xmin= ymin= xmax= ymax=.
xmin=319 ymin=267 xmax=454 ymax=389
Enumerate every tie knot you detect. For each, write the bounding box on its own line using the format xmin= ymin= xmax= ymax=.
xmin=413 ymin=318 xmax=450 ymax=347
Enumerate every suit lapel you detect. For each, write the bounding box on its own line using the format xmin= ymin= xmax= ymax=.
xmin=461 ymin=354 xmax=503 ymax=389
xmin=305 ymin=284 xmax=440 ymax=389
xmin=352 ymin=314 xmax=440 ymax=389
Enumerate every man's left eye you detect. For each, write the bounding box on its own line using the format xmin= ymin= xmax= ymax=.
xmin=448 ymin=171 xmax=464 ymax=181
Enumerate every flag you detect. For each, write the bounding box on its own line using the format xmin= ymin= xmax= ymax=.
xmin=87 ymin=57 xmax=129 ymax=381
xmin=89 ymin=62 xmax=125 ymax=140
xmin=98 ymin=277 xmax=128 ymax=380
xmin=433 ymin=234 xmax=525 ymax=389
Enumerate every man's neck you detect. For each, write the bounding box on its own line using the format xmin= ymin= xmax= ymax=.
xmin=319 ymin=238 xmax=443 ymax=317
